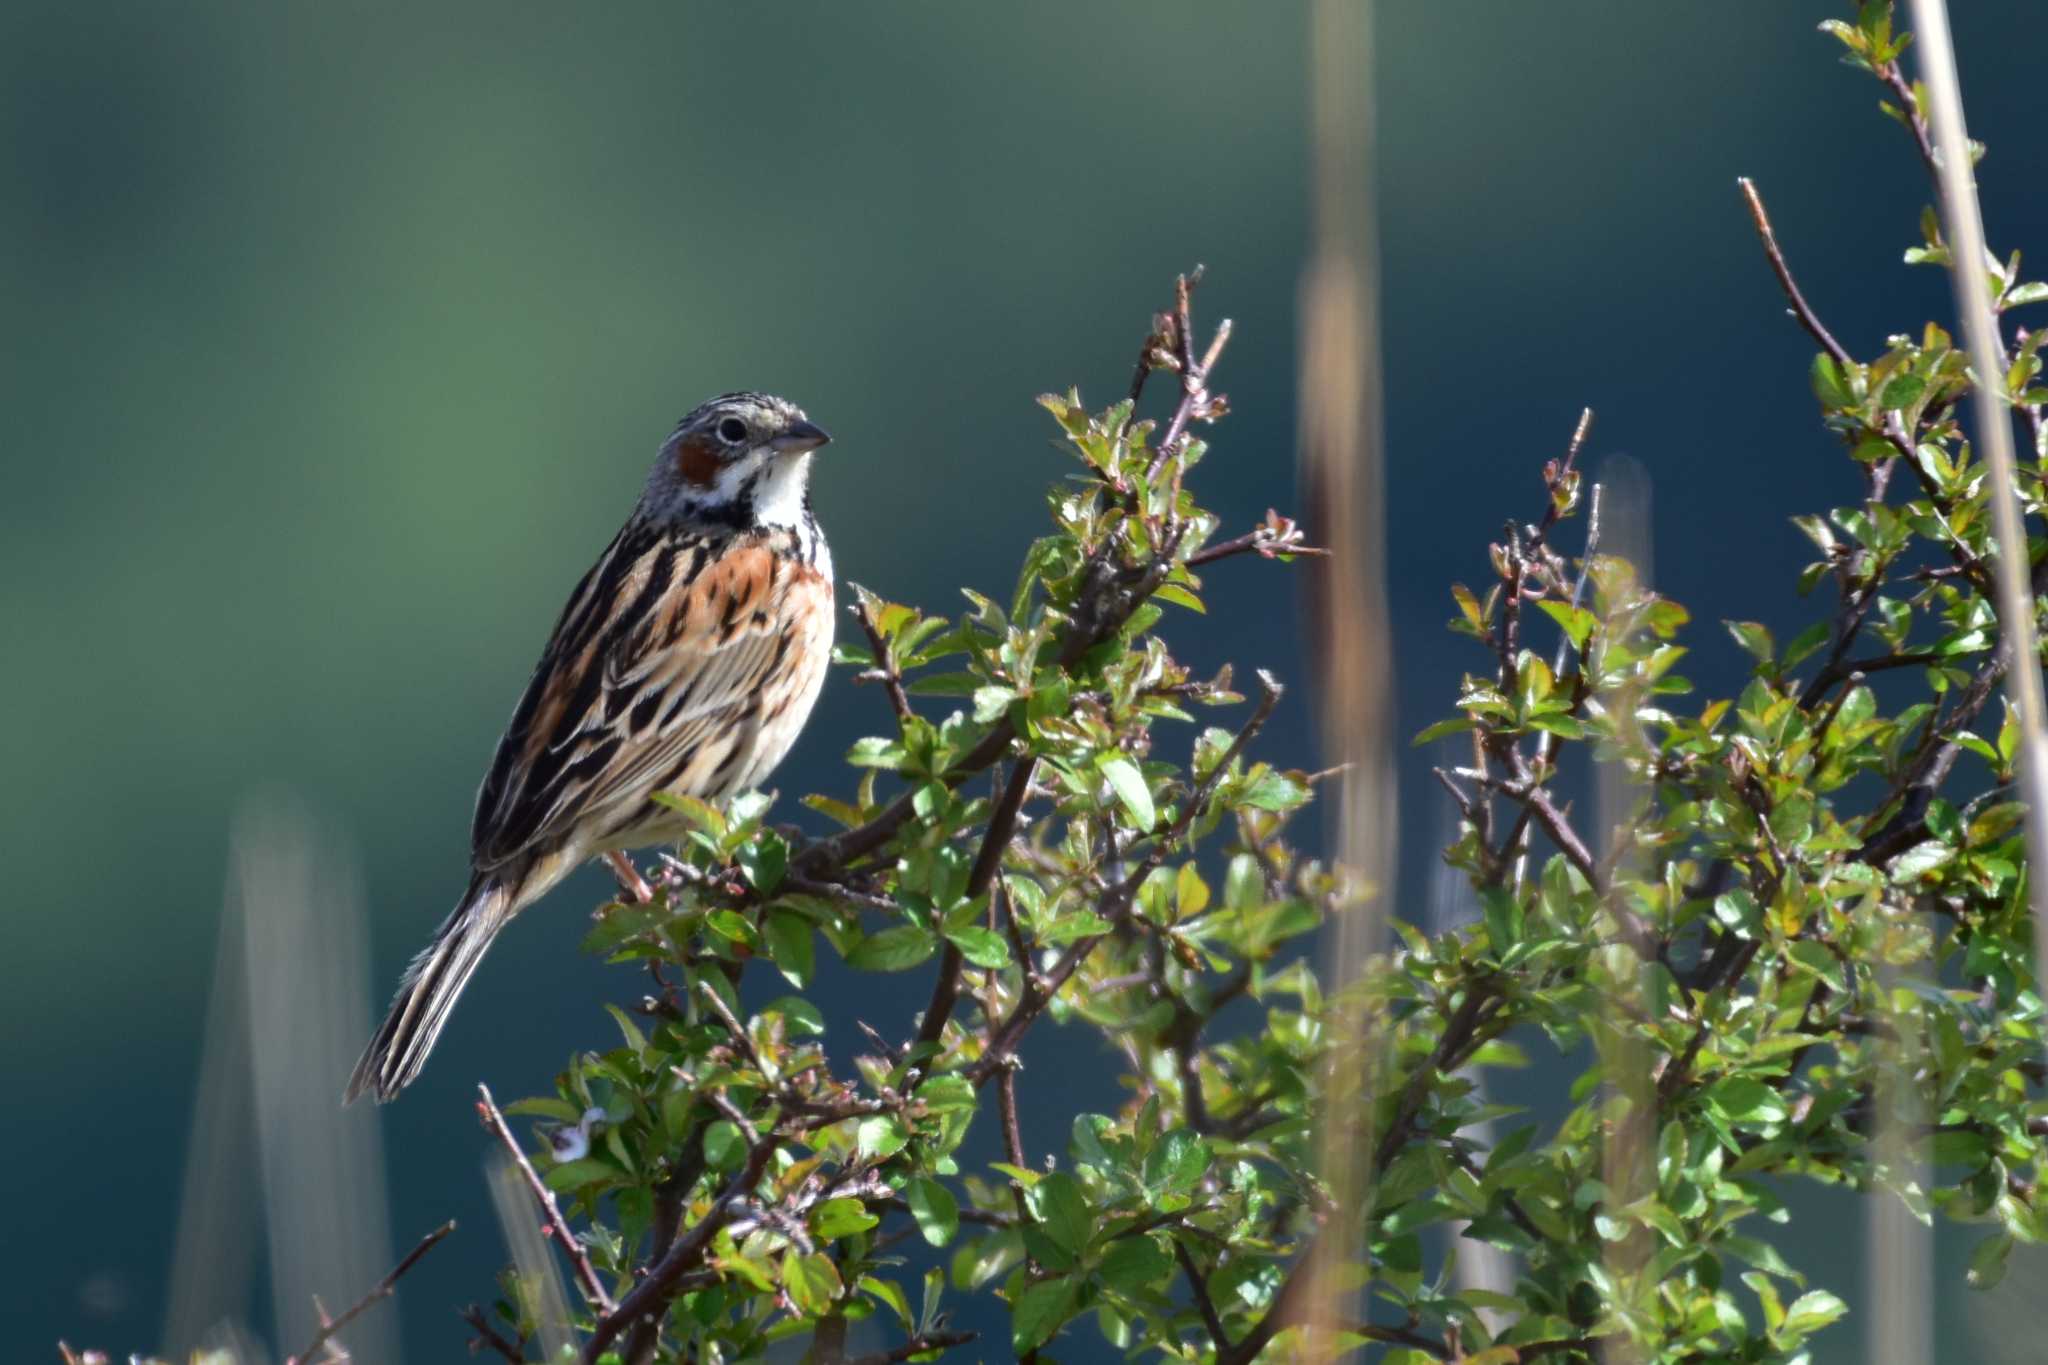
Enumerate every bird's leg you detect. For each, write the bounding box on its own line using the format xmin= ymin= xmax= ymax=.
xmin=604 ymin=850 xmax=655 ymax=904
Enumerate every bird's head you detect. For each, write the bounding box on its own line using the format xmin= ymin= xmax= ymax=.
xmin=642 ymin=392 xmax=831 ymax=532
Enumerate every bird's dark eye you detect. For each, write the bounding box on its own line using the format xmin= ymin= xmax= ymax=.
xmin=716 ymin=417 xmax=749 ymax=444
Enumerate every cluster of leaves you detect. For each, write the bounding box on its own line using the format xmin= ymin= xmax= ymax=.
xmin=1394 ymin=5 xmax=2048 ymax=1360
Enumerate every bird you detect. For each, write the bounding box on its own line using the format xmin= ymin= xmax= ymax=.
xmin=347 ymin=392 xmax=837 ymax=1103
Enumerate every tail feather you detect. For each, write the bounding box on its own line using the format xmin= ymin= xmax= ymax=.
xmin=346 ymin=876 xmax=512 ymax=1104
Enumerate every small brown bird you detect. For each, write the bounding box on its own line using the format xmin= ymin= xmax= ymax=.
xmin=348 ymin=393 xmax=836 ymax=1102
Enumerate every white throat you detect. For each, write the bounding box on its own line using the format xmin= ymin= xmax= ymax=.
xmin=745 ymin=452 xmax=812 ymax=530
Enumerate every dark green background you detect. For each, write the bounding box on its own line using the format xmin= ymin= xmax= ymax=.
xmin=7 ymin=2 xmax=2047 ymax=1358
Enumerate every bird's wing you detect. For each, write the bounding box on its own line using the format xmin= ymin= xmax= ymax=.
xmin=470 ymin=524 xmax=811 ymax=869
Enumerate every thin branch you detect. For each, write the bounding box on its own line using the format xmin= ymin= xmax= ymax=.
xmin=914 ymin=757 xmax=1038 ymax=1059
xmin=706 ymin=1089 xmax=764 ymax=1147
xmin=1739 ymin=177 xmax=1854 ymax=370
xmin=623 ymin=1130 xmax=709 ymax=1365
xmin=851 ymin=597 xmax=914 ymax=722
xmin=996 ymin=1065 xmax=1028 ymax=1172
xmin=1877 ymin=55 xmax=1939 ymax=181
xmin=604 ymin=850 xmax=654 ymax=905
xmin=460 ymin=1304 xmax=529 ymax=1363
xmin=1147 ymin=267 xmax=1235 ymax=484
xmin=1504 ymin=477 xmax=1603 ymax=890
xmin=1374 ymin=983 xmax=1498 ymax=1174
xmin=582 ymin=1134 xmax=784 ymax=1363
xmin=844 ymin=1330 xmax=979 ymax=1365
xmin=882 ymin=1194 xmax=1019 ymax=1229
xmin=1340 ymin=1321 xmax=1454 ymax=1356
xmin=1186 ymin=511 xmax=1327 ymax=568
xmin=794 ymin=721 xmax=1019 ymax=876
xmin=1158 ymin=672 xmax=1285 ymax=851
xmin=1860 ymin=647 xmax=2007 ymax=863
xmin=994 ymin=1062 xmax=1034 ymax=1228
xmin=477 ymin=1084 xmax=615 ymax=1315
xmin=1510 ymin=782 xmax=1601 ymax=892
xmin=1174 ymin=1237 xmax=1236 ymax=1356
xmin=1739 ymin=175 xmax=1942 ymax=513
xmin=283 ymin=1221 xmax=456 ymax=1365
xmin=1837 ymin=650 xmax=1938 ymax=677
xmin=697 ymin=979 xmax=773 ymax=1083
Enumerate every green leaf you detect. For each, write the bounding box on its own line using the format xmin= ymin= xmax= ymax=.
xmin=916 ymin=1073 xmax=976 ymax=1112
xmin=1412 ymin=716 xmax=1475 ymax=746
xmin=905 ymin=1176 xmax=960 ymax=1247
xmin=846 ymin=925 xmax=937 ymax=972
xmin=542 ymin=1158 xmax=616 ymax=1191
xmin=649 ymin=790 xmax=723 ymax=834
xmin=860 ymin=1274 xmax=913 ymax=1327
xmin=703 ymin=1120 xmax=743 ymax=1169
xmin=736 ymin=834 xmax=787 ymax=893
xmin=846 ymin=736 xmax=904 ymax=769
xmin=857 ymin=1115 xmax=910 ymax=1159
xmin=1725 ymin=619 xmax=1774 ymax=665
xmin=782 ymin=1249 xmax=842 ymax=1317
xmin=1705 ymin=1077 xmax=1788 ymax=1127
xmin=1879 ymin=373 xmax=1927 ymax=411
xmin=1142 ymin=1129 xmax=1211 ymax=1199
xmin=1239 ymin=768 xmax=1311 ymax=811
xmin=1536 ymin=599 xmax=1598 ymax=650
xmin=764 ymin=910 xmax=815 ymax=988
xmin=602 ymin=1003 xmax=647 ymax=1055
xmin=1097 ymin=1233 xmax=1173 ymax=1290
xmin=1811 ymin=353 xmax=1853 ymax=408
xmin=704 ymin=909 xmax=755 ymax=943
xmin=1890 ymin=839 xmax=1955 ymax=881
xmin=1723 ymin=1233 xmax=1799 ymax=1279
xmin=1026 ymin=1173 xmax=1093 ymax=1256
xmin=1930 ymin=1127 xmax=1989 ymax=1168
xmin=1010 ymin=1274 xmax=1077 ymax=1353
xmin=1968 ymin=1231 xmax=2014 ymax=1290
xmin=944 ymin=925 xmax=1012 ymax=969
xmin=812 ymin=1196 xmax=880 ymax=1241
xmin=972 ymin=685 xmax=1019 ymax=723
xmin=505 ymin=1097 xmax=583 ymax=1123
xmin=1096 ymin=753 xmax=1156 ymax=830
xmin=1779 ymin=1288 xmax=1849 ymax=1337
xmin=1479 ymin=887 xmax=1522 ymax=953
xmin=766 ymin=994 xmax=826 ymax=1036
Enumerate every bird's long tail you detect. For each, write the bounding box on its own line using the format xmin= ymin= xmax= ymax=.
xmin=346 ymin=873 xmax=513 ymax=1104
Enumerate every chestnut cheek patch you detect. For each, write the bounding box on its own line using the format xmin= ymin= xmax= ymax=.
xmin=675 ymin=434 xmax=722 ymax=488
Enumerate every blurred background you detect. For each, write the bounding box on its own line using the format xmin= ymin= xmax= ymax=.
xmin=7 ymin=2 xmax=2048 ymax=1359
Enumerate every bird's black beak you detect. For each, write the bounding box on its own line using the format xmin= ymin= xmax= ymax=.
xmin=772 ymin=419 xmax=832 ymax=455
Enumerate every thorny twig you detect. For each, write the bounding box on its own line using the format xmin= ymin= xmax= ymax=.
xmin=460 ymin=1304 xmax=529 ymax=1362
xmin=282 ymin=1221 xmax=456 ymax=1365
xmin=844 ymin=1331 xmax=980 ymax=1365
xmin=850 ymin=596 xmax=914 ymax=722
xmin=477 ymin=1084 xmax=615 ymax=1315
xmin=913 ymin=757 xmax=1037 ymax=1060
xmin=581 ymin=1134 xmax=785 ymax=1362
